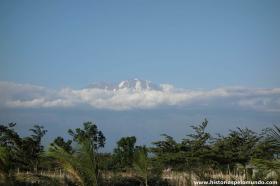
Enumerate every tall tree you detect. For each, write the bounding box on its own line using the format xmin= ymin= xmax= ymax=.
xmin=49 ymin=121 xmax=106 ymax=186
xmin=113 ymin=136 xmax=137 ymax=169
xmin=0 ymin=123 xmax=47 ymax=171
xmin=50 ymin=136 xmax=73 ymax=154
xmin=211 ymin=128 xmax=259 ymax=171
xmin=151 ymin=134 xmax=183 ymax=170
xmin=26 ymin=125 xmax=47 ymax=171
xmin=181 ymin=119 xmax=212 ymax=169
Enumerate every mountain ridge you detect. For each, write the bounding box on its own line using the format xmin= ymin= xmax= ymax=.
xmin=87 ymin=79 xmax=161 ymax=91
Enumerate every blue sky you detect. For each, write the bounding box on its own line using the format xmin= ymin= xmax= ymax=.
xmin=0 ymin=1 xmax=280 ymax=151
xmin=1 ymin=0 xmax=280 ymax=89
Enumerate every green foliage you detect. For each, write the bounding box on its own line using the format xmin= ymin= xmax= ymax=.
xmin=0 ymin=123 xmax=47 ymax=171
xmin=181 ymin=119 xmax=212 ymax=168
xmin=0 ymin=146 xmax=9 ymax=179
xmin=48 ymin=145 xmax=83 ymax=184
xmin=0 ymin=119 xmax=279 ymax=185
xmin=49 ymin=121 xmax=106 ymax=186
xmin=151 ymin=119 xmax=212 ymax=170
xmin=250 ymin=126 xmax=280 ymax=181
xmin=0 ymin=123 xmax=20 ymax=146
xmin=268 ymin=125 xmax=280 ymax=147
xmin=151 ymin=134 xmax=184 ymax=169
xmin=252 ymin=159 xmax=280 ymax=181
xmin=133 ymin=146 xmax=149 ymax=186
xmin=0 ymin=123 xmax=22 ymax=170
xmin=253 ymin=134 xmax=279 ymax=160
xmin=23 ymin=125 xmax=47 ymax=171
xmin=113 ymin=136 xmax=137 ymax=169
xmin=68 ymin=121 xmax=106 ymax=150
xmin=50 ymin=136 xmax=73 ymax=154
xmin=210 ymin=128 xmax=259 ymax=169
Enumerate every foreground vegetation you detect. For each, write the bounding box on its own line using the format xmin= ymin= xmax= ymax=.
xmin=0 ymin=119 xmax=279 ymax=186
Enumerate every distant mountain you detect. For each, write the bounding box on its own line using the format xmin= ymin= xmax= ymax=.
xmin=87 ymin=79 xmax=161 ymax=91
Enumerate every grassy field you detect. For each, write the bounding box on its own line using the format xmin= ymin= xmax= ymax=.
xmin=1 ymin=170 xmax=278 ymax=186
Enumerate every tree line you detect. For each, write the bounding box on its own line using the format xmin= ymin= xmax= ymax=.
xmin=0 ymin=119 xmax=279 ymax=186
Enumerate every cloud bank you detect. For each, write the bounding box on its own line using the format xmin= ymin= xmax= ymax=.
xmin=0 ymin=81 xmax=280 ymax=112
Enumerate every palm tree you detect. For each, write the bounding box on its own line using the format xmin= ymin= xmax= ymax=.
xmin=252 ymin=158 xmax=280 ymax=180
xmin=48 ymin=122 xmax=105 ymax=186
xmin=269 ymin=125 xmax=280 ymax=147
xmin=251 ymin=125 xmax=280 ymax=181
xmin=48 ymin=139 xmax=98 ymax=186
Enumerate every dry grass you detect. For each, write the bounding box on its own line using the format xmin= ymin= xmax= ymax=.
xmin=3 ymin=170 xmax=277 ymax=186
xmin=162 ymin=171 xmax=249 ymax=186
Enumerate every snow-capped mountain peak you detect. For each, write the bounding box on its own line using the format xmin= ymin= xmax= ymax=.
xmin=87 ymin=79 xmax=161 ymax=91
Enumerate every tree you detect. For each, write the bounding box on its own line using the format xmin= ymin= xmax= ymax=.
xmin=151 ymin=119 xmax=212 ymax=171
xmin=49 ymin=121 xmax=106 ymax=186
xmin=50 ymin=136 xmax=73 ymax=154
xmin=113 ymin=136 xmax=137 ymax=169
xmin=251 ymin=126 xmax=280 ymax=181
xmin=268 ymin=125 xmax=280 ymax=148
xmin=133 ymin=146 xmax=149 ymax=186
xmin=0 ymin=123 xmax=21 ymax=172
xmin=25 ymin=125 xmax=47 ymax=171
xmin=0 ymin=123 xmax=47 ymax=171
xmin=68 ymin=121 xmax=105 ymax=150
xmin=252 ymin=159 xmax=280 ymax=181
xmin=151 ymin=134 xmax=183 ymax=170
xmin=253 ymin=128 xmax=279 ymax=160
xmin=210 ymin=128 xmax=259 ymax=172
xmin=0 ymin=123 xmax=22 ymax=155
xmin=181 ymin=119 xmax=211 ymax=168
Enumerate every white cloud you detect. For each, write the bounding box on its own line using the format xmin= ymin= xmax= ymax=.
xmin=0 ymin=81 xmax=280 ymax=112
xmin=7 ymin=98 xmax=73 ymax=108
